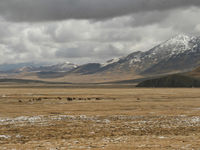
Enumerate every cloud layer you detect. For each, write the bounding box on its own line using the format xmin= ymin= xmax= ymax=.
xmin=0 ymin=1 xmax=200 ymax=65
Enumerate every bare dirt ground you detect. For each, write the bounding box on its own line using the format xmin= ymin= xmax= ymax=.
xmin=0 ymin=85 xmax=200 ymax=149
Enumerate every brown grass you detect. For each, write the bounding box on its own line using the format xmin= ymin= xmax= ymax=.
xmin=0 ymin=85 xmax=200 ymax=149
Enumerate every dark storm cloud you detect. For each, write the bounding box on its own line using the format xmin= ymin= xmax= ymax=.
xmin=0 ymin=0 xmax=200 ymax=22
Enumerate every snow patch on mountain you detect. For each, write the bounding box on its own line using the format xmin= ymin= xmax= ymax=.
xmin=154 ymin=34 xmax=195 ymax=56
xmin=98 ymin=34 xmax=200 ymax=74
xmin=56 ymin=62 xmax=78 ymax=70
xmin=101 ymin=58 xmax=120 ymax=67
xmin=17 ymin=61 xmax=78 ymax=73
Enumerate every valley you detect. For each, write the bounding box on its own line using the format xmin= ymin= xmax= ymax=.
xmin=1 ymin=1 xmax=200 ymax=150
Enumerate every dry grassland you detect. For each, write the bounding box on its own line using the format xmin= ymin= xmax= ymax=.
xmin=0 ymin=85 xmax=200 ymax=149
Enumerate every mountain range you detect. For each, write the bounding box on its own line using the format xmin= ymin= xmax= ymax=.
xmin=1 ymin=34 xmax=200 ymax=83
xmin=72 ymin=34 xmax=200 ymax=76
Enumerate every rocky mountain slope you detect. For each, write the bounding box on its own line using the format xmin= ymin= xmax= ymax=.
xmin=69 ymin=34 xmax=200 ymax=77
xmin=90 ymin=35 xmax=200 ymax=75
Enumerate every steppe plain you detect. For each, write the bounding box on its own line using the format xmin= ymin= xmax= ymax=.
xmin=0 ymin=83 xmax=200 ymax=149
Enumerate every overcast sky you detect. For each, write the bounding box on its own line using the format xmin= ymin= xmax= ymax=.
xmin=0 ymin=0 xmax=200 ymax=65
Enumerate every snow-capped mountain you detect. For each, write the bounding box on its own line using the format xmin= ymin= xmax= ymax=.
xmin=1 ymin=34 xmax=200 ymax=79
xmin=101 ymin=58 xmax=120 ymax=67
xmin=141 ymin=34 xmax=200 ymax=74
xmin=72 ymin=34 xmax=200 ymax=76
xmin=16 ymin=62 xmax=78 ymax=73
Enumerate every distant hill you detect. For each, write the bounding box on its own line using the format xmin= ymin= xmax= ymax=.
xmin=0 ymin=79 xmax=71 ymax=84
xmin=70 ymin=63 xmax=101 ymax=75
xmin=0 ymin=62 xmax=78 ymax=74
xmin=186 ymin=66 xmax=200 ymax=79
xmin=0 ymin=78 xmax=71 ymax=84
xmin=17 ymin=62 xmax=78 ymax=73
xmin=136 ymin=74 xmax=200 ymax=87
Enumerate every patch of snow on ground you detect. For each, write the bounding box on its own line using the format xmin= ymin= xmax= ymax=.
xmin=0 ymin=115 xmax=200 ymax=128
xmin=0 ymin=135 xmax=11 ymax=139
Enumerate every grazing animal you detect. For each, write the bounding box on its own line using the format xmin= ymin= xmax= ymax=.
xmin=37 ymin=98 xmax=42 ymax=101
xmin=57 ymin=97 xmax=62 ymax=100
xmin=67 ymin=97 xmax=73 ymax=101
xmin=18 ymin=100 xmax=22 ymax=103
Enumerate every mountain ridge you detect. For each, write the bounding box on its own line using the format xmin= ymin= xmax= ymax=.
xmin=1 ymin=34 xmax=200 ymax=83
xmin=70 ymin=34 xmax=200 ymax=76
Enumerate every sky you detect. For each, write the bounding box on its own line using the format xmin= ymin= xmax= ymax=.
xmin=0 ymin=0 xmax=200 ymax=65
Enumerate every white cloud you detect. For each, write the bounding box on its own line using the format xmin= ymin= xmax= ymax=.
xmin=0 ymin=6 xmax=200 ymax=65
